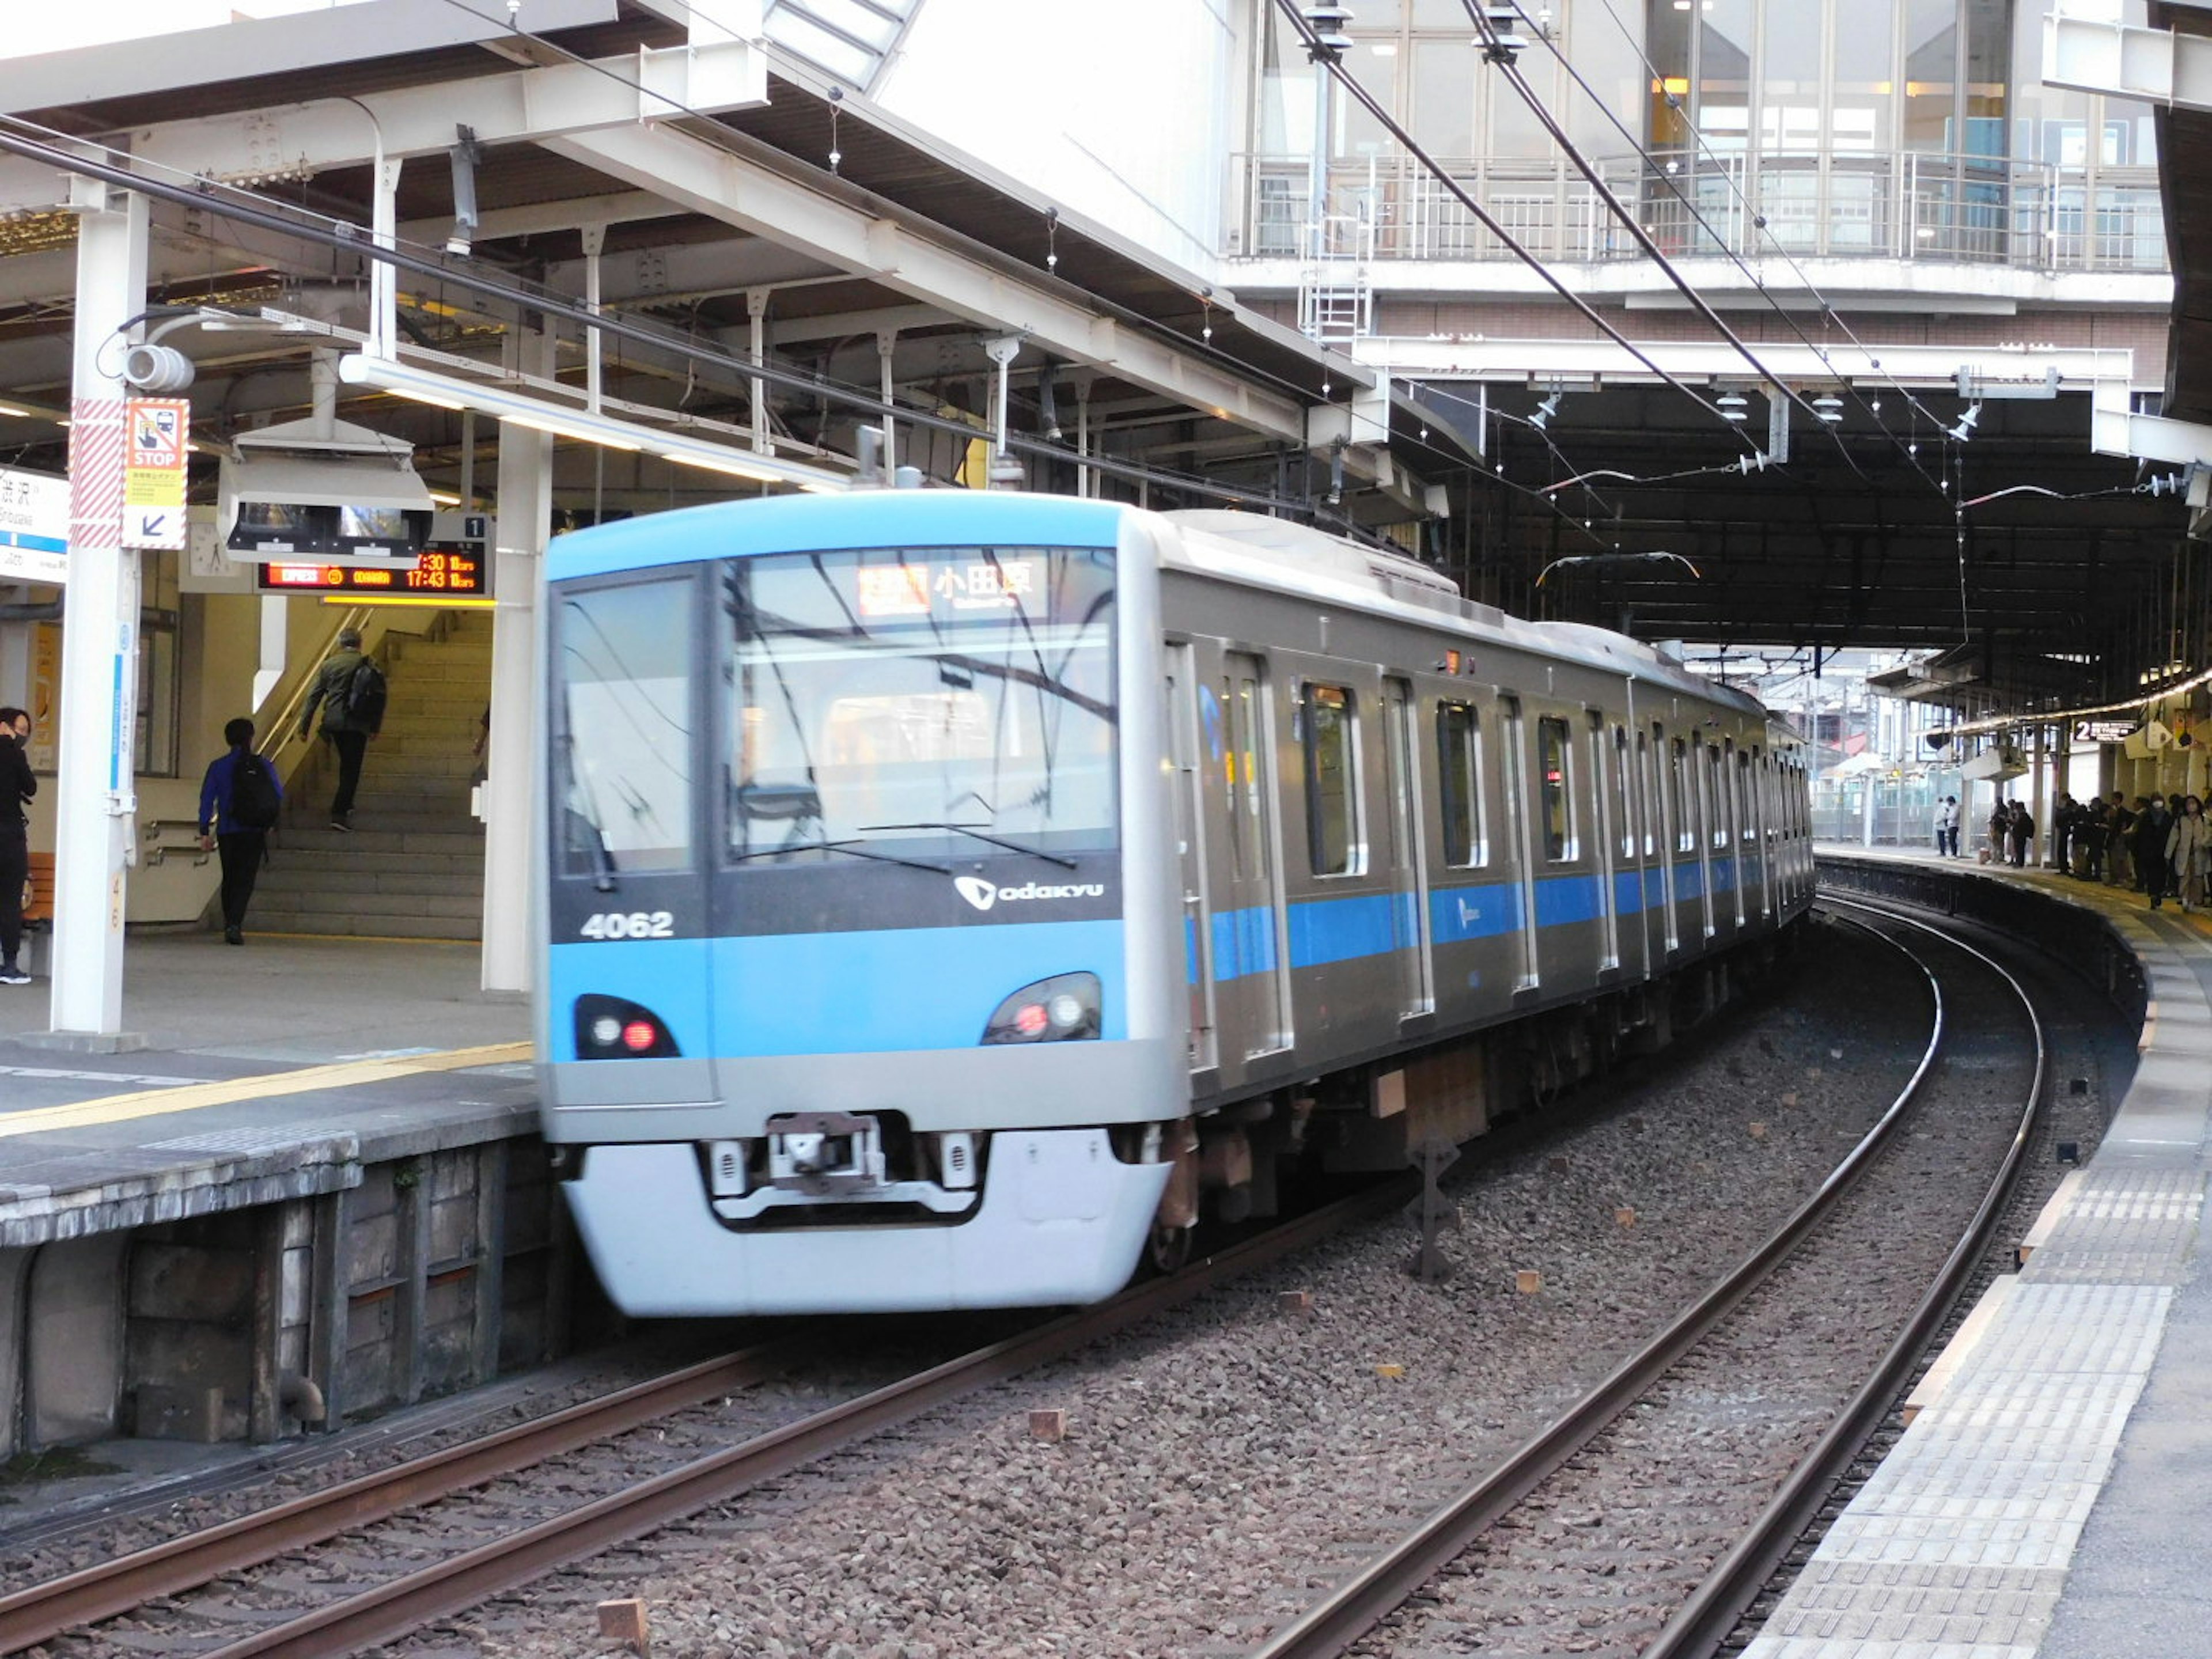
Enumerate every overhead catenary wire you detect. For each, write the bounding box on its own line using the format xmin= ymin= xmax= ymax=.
xmin=0 ymin=118 xmax=1313 ymax=516
xmin=1494 ymin=0 xmax=1961 ymax=507
xmin=1270 ymin=0 xmax=1760 ymax=454
xmin=1461 ymin=0 xmax=1865 ymax=484
xmin=1575 ymin=0 xmax=1978 ymax=487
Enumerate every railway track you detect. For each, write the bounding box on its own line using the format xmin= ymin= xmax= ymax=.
xmin=1244 ymin=894 xmax=2050 ymax=1659
xmin=1 ymin=1176 xmax=1414 ymax=1659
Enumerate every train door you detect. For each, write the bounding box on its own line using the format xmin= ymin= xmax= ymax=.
xmin=1588 ymin=714 xmax=1621 ymax=971
xmin=1164 ymin=643 xmax=1218 ymax=1073
xmin=1501 ymin=696 xmax=1539 ymax=993
xmin=1220 ymin=651 xmax=1293 ymax=1055
xmin=1382 ymin=677 xmax=1434 ymax=1018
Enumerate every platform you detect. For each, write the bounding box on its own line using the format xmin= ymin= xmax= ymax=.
xmin=1745 ymin=846 xmax=2212 ymax=1659
xmin=0 ymin=935 xmax=554 ymax=1457
xmin=0 ymin=934 xmax=533 ymax=1248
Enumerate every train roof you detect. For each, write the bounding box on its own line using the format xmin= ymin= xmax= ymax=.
xmin=1160 ymin=513 xmax=1778 ymax=728
xmin=540 ymin=490 xmax=1782 ymax=733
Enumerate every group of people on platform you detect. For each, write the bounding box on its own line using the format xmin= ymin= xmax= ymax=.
xmin=1940 ymin=789 xmax=2212 ymax=911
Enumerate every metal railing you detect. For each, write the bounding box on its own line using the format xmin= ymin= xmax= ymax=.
xmin=1234 ymin=149 xmax=2167 ymax=275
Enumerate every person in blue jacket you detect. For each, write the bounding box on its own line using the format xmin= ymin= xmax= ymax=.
xmin=198 ymin=718 xmax=283 ymax=945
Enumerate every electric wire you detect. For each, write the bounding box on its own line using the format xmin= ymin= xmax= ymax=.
xmin=1579 ymin=0 xmax=1983 ymax=469
xmin=0 ymin=118 xmax=1306 ymax=515
xmin=1270 ymin=0 xmax=1759 ymax=452
xmin=1494 ymin=0 xmax=1955 ymax=504
xmin=1461 ymin=0 xmax=1865 ymax=482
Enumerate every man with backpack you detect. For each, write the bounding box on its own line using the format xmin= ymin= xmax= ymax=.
xmin=297 ymin=627 xmax=385 ymax=831
xmin=198 ymin=717 xmax=283 ymax=945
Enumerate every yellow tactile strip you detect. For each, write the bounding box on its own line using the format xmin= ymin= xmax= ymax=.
xmin=0 ymin=1042 xmax=533 ymax=1141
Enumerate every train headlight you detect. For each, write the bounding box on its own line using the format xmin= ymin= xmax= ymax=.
xmin=982 ymin=972 xmax=1101 ymax=1044
xmin=574 ymin=993 xmax=681 ymax=1059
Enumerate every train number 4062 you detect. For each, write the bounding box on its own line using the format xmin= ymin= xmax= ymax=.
xmin=578 ymin=911 xmax=676 ymax=940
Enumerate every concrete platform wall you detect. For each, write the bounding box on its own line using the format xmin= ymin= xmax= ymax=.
xmin=2 ymin=1131 xmax=587 ymax=1457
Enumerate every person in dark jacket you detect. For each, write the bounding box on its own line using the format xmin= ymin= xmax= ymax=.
xmin=2107 ymin=790 xmax=2136 ymax=888
xmin=2007 ymin=800 xmax=2033 ymax=866
xmin=2135 ymin=796 xmax=2174 ymax=908
xmin=297 ymin=628 xmax=381 ymax=830
xmin=0 ymin=706 xmax=33 ymax=985
xmin=198 ymin=717 xmax=283 ymax=945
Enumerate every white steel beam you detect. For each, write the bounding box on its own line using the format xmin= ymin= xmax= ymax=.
xmin=1360 ymin=335 xmax=2140 ymax=393
xmin=2089 ymin=388 xmax=2212 ymax=467
xmin=543 ymin=124 xmax=1309 ymax=444
xmin=115 ymin=40 xmax=766 ymax=184
xmin=2044 ymin=10 xmax=2212 ymax=109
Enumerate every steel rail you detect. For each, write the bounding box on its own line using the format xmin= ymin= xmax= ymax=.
xmin=1638 ymin=895 xmax=2050 ymax=1659
xmin=129 ymin=1176 xmax=1411 ymax=1659
xmin=1247 ymin=909 xmax=1960 ymax=1659
xmin=0 ymin=1335 xmax=823 ymax=1655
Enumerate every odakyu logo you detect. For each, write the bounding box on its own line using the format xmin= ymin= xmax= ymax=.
xmin=953 ymin=874 xmax=1108 ymax=913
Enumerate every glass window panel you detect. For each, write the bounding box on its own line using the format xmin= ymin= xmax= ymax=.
xmin=1761 ymin=0 xmax=1824 ymax=153
xmin=1302 ymin=684 xmax=1359 ymax=876
xmin=1831 ymin=0 xmax=1895 ymax=151
xmin=1646 ymin=0 xmax=1694 ymax=150
xmin=1437 ymin=702 xmax=1484 ymax=867
xmin=1539 ymin=715 xmax=1574 ymax=861
xmin=1410 ymin=39 xmax=1476 ymax=155
xmin=556 ymin=578 xmax=694 ymax=876
xmin=1259 ymin=7 xmax=1315 ymax=154
xmin=1697 ymin=0 xmax=1755 ymax=154
xmin=1904 ymin=0 xmax=1957 ymax=151
xmin=1334 ymin=40 xmax=1399 ymax=159
xmin=725 ymin=548 xmax=1118 ymax=865
xmin=1963 ymin=0 xmax=2008 ymax=153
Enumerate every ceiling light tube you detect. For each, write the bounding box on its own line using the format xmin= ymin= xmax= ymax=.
xmin=338 ymin=353 xmax=847 ymax=493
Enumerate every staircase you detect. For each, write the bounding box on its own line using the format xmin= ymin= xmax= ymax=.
xmin=251 ymin=613 xmax=492 ymax=941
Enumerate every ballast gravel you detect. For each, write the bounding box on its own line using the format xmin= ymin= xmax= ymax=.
xmin=378 ymin=914 xmax=1956 ymax=1659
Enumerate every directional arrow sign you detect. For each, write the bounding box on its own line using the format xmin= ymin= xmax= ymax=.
xmin=125 ymin=506 xmax=184 ymax=551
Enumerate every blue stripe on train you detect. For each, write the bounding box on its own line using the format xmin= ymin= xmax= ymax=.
xmin=1187 ymin=858 xmax=1768 ymax=984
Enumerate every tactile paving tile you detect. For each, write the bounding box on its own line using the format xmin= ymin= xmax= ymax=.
xmin=2021 ymin=1169 xmax=2203 ymax=1286
xmin=1740 ymin=1276 xmax=2179 ymax=1657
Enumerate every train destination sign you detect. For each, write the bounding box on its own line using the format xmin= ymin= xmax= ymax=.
xmin=258 ymin=544 xmax=490 ymax=599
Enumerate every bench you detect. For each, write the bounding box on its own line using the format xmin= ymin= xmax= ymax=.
xmin=22 ymin=850 xmax=53 ymax=926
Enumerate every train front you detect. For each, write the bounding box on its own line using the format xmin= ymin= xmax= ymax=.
xmin=540 ymin=495 xmax=1180 ymax=1315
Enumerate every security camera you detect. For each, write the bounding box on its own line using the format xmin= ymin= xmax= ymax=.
xmin=122 ymin=343 xmax=195 ymax=393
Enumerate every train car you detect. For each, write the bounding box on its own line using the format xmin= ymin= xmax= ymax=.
xmin=541 ymin=490 xmax=1810 ymax=1315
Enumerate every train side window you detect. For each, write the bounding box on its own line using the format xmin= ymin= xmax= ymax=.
xmin=1706 ymin=745 xmax=1726 ymax=850
xmin=1437 ymin=701 xmax=1486 ymax=867
xmin=1637 ymin=732 xmax=1657 ymax=856
xmin=1614 ymin=726 xmax=1635 ymax=858
xmin=1300 ymin=682 xmax=1362 ymax=877
xmin=1538 ymin=715 xmax=1575 ymax=861
xmin=1670 ymin=738 xmax=1692 ymax=853
xmin=1737 ymin=750 xmax=1756 ymax=842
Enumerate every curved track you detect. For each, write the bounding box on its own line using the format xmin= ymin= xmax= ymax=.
xmin=1245 ymin=895 xmax=2048 ymax=1659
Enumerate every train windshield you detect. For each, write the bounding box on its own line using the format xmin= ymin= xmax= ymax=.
xmin=725 ymin=546 xmax=1118 ymax=862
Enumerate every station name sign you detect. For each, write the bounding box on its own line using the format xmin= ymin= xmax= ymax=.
xmin=0 ymin=467 xmax=68 ymax=585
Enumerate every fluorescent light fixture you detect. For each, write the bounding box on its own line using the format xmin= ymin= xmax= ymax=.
xmin=0 ymin=403 xmax=32 ymax=419
xmin=506 ymin=411 xmax=642 ymax=451
xmin=383 ymin=385 xmax=468 ymax=412
xmin=338 ymin=354 xmax=849 ymax=494
xmin=427 ymin=489 xmax=463 ymax=506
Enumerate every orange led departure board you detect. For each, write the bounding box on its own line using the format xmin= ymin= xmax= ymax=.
xmin=259 ymin=544 xmax=491 ymax=597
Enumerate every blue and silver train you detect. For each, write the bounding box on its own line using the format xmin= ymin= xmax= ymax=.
xmin=540 ymin=490 xmax=1811 ymax=1315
